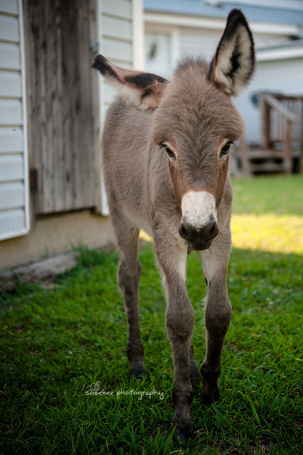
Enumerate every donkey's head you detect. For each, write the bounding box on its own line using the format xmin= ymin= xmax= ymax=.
xmin=93 ymin=9 xmax=255 ymax=251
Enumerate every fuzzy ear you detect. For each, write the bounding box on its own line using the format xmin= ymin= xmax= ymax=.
xmin=92 ymin=55 xmax=168 ymax=110
xmin=208 ymin=9 xmax=255 ymax=97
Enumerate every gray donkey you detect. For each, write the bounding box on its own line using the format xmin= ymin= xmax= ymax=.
xmin=93 ymin=9 xmax=255 ymax=439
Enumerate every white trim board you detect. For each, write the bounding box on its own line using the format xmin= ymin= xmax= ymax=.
xmin=257 ymin=47 xmax=303 ymax=61
xmin=144 ymin=12 xmax=301 ymax=37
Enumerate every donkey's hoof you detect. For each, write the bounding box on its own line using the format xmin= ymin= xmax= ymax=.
xmin=128 ymin=361 xmax=147 ymax=378
xmin=200 ymin=383 xmax=220 ymax=406
xmin=176 ymin=430 xmax=187 ymax=441
xmin=173 ymin=418 xmax=193 ymax=440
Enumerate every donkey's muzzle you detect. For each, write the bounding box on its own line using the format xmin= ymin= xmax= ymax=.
xmin=179 ymin=219 xmax=219 ymax=251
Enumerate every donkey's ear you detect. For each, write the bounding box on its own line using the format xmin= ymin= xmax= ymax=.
xmin=208 ymin=9 xmax=255 ymax=97
xmin=92 ymin=55 xmax=168 ymax=110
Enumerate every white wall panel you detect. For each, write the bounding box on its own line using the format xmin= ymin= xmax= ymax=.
xmin=0 ymin=99 xmax=22 ymax=125
xmin=103 ymin=15 xmax=132 ymax=41
xmin=102 ymin=37 xmax=132 ymax=62
xmin=0 ymin=127 xmax=23 ymax=153
xmin=0 ymin=154 xmax=23 ymax=182
xmin=0 ymin=0 xmax=30 ymax=240
xmin=0 ymin=42 xmax=20 ymax=70
xmin=0 ymin=208 xmax=25 ymax=240
xmin=0 ymin=71 xmax=22 ymax=97
xmin=0 ymin=0 xmax=18 ymax=15
xmin=0 ymin=14 xmax=19 ymax=42
xmin=102 ymin=0 xmax=132 ymax=20
xmin=0 ymin=182 xmax=24 ymax=210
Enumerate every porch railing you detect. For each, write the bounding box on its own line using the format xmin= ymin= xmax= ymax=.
xmin=238 ymin=93 xmax=303 ymax=176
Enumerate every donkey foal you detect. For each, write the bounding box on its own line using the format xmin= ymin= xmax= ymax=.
xmin=93 ymin=9 xmax=255 ymax=439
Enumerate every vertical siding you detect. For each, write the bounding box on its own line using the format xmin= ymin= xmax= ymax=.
xmin=0 ymin=0 xmax=29 ymax=240
xmin=24 ymin=0 xmax=99 ymax=214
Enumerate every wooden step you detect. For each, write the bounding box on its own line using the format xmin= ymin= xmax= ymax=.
xmin=249 ymin=162 xmax=287 ymax=173
xmin=235 ymin=149 xmax=302 ymax=159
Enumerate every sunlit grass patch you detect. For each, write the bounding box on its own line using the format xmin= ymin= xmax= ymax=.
xmin=141 ymin=176 xmax=303 ymax=254
xmin=140 ymin=230 xmax=152 ymax=243
xmin=142 ymin=214 xmax=303 ymax=254
xmin=231 ymin=214 xmax=303 ymax=254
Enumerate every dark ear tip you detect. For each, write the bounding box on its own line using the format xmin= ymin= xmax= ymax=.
xmin=227 ymin=8 xmax=248 ymax=25
xmin=91 ymin=54 xmax=108 ymax=72
xmin=228 ymin=8 xmax=244 ymax=18
xmin=91 ymin=55 xmax=119 ymax=80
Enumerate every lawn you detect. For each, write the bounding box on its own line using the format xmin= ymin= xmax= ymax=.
xmin=1 ymin=176 xmax=302 ymax=454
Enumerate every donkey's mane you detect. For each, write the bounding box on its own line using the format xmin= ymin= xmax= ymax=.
xmin=173 ymin=56 xmax=209 ymax=78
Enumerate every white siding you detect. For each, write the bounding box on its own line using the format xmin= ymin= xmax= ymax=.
xmin=0 ymin=0 xmax=29 ymax=240
xmin=253 ymin=33 xmax=291 ymax=49
xmin=179 ymin=27 xmax=221 ymax=62
xmin=97 ymin=0 xmax=143 ymax=215
xmin=179 ymin=27 xmax=291 ymax=65
xmin=144 ymin=26 xmax=291 ymax=77
xmin=98 ymin=0 xmax=133 ymax=120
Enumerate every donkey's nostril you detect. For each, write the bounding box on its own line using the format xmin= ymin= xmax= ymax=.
xmin=208 ymin=221 xmax=219 ymax=240
xmin=179 ymin=219 xmax=218 ymax=248
xmin=179 ymin=223 xmax=191 ymax=241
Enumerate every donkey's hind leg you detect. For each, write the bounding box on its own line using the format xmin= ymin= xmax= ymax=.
xmin=112 ymin=212 xmax=146 ymax=378
xmin=190 ymin=343 xmax=200 ymax=392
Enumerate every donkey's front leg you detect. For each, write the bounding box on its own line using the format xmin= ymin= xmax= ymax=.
xmin=154 ymin=238 xmax=195 ymax=439
xmin=199 ymin=229 xmax=232 ymax=405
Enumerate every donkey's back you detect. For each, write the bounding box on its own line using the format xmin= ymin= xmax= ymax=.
xmin=102 ymin=99 xmax=154 ymax=231
xmin=93 ymin=9 xmax=255 ymax=440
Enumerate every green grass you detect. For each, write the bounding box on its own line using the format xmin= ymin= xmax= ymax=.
xmin=1 ymin=176 xmax=303 ymax=454
xmin=231 ymin=175 xmax=303 ymax=254
xmin=232 ymin=174 xmax=303 ymax=216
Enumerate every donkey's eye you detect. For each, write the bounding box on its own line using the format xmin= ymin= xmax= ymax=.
xmin=162 ymin=144 xmax=176 ymax=161
xmin=220 ymin=141 xmax=233 ymax=158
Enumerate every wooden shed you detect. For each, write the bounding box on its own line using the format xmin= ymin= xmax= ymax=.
xmin=0 ymin=0 xmax=143 ymax=271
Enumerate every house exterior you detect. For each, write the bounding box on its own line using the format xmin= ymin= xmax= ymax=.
xmin=144 ymin=0 xmax=303 ymax=145
xmin=0 ymin=0 xmax=143 ymax=271
xmin=1 ymin=0 xmax=302 ymax=272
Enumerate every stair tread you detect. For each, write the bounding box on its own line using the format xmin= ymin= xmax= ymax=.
xmin=236 ymin=149 xmax=302 ymax=159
